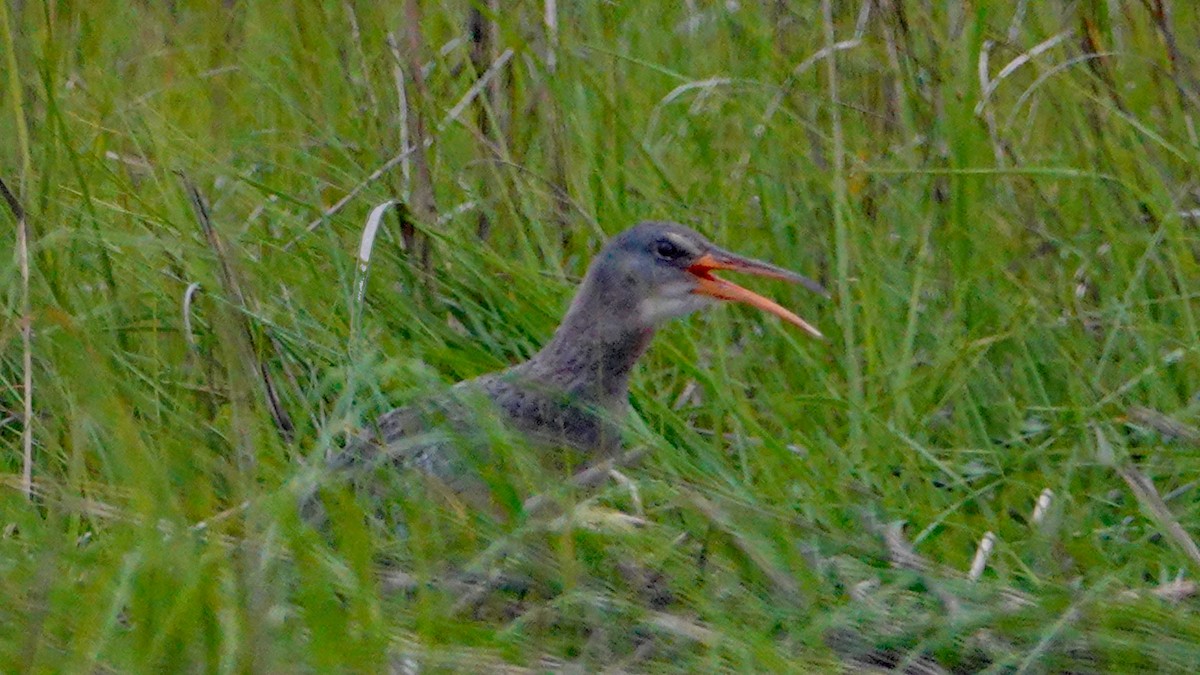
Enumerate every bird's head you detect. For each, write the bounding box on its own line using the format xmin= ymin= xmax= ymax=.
xmin=582 ymin=221 xmax=827 ymax=338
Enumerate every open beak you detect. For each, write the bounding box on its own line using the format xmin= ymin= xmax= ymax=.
xmin=687 ymin=249 xmax=827 ymax=339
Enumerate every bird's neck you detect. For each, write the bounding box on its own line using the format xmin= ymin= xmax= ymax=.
xmin=520 ymin=285 xmax=655 ymax=402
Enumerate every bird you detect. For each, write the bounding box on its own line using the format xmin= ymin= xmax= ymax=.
xmin=312 ymin=221 xmax=825 ymax=515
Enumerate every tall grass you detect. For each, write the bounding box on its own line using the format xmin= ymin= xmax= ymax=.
xmin=2 ymin=1 xmax=1200 ymax=670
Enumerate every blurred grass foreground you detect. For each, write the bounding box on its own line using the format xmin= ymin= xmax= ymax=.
xmin=3 ymin=1 xmax=1200 ymax=671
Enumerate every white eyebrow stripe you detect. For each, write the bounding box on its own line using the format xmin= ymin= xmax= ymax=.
xmin=662 ymin=232 xmax=699 ymax=255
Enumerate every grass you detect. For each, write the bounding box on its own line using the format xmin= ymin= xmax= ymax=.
xmin=3 ymin=0 xmax=1200 ymax=671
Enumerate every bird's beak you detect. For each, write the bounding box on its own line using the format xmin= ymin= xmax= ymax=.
xmin=687 ymin=249 xmax=827 ymax=339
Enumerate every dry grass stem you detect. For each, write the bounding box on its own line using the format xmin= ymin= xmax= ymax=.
xmin=180 ymin=173 xmax=295 ymax=442
xmin=543 ymin=0 xmax=558 ymax=72
xmin=967 ymin=531 xmax=996 ymax=581
xmin=0 ymin=178 xmax=32 ymax=499
xmin=387 ymin=32 xmax=413 ymax=197
xmin=1030 ymin=488 xmax=1053 ymax=525
xmin=441 ymin=48 xmax=514 ymax=136
xmin=182 ymin=282 xmax=202 ymax=351
xmin=607 ymin=468 xmax=643 ymax=516
xmin=1127 ymin=405 xmax=1200 ymax=445
xmin=354 ymin=199 xmax=402 ymax=305
xmin=523 ymin=446 xmax=648 ymax=519
xmin=1113 ymin=461 xmax=1200 ymax=572
xmin=974 ymin=31 xmax=1071 ymax=115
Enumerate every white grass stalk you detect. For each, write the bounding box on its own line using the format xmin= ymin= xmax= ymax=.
xmin=544 ymin=0 xmax=558 ymax=72
xmin=355 ymin=199 xmax=400 ymax=309
xmin=853 ymin=0 xmax=872 ymax=36
xmin=438 ymin=48 xmax=513 ymax=134
xmin=387 ymin=32 xmax=412 ymax=198
xmin=608 ymin=468 xmax=643 ymax=516
xmin=743 ymin=38 xmax=861 ymax=144
xmin=1031 ymin=488 xmax=1053 ymax=526
xmin=647 ymin=78 xmax=736 ymax=142
xmin=968 ymin=531 xmax=996 ymax=581
xmin=342 ymin=2 xmax=379 ymax=113
xmin=182 ymin=282 xmax=203 ymax=350
xmin=1006 ymin=0 xmax=1030 ymax=42
xmin=975 ymin=31 xmax=1071 ymax=115
xmin=1003 ymin=52 xmax=1118 ymax=131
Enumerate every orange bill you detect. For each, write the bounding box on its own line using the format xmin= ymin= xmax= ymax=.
xmin=687 ymin=251 xmax=826 ymax=339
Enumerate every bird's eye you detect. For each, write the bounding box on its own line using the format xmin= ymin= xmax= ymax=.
xmin=654 ymin=239 xmax=686 ymax=260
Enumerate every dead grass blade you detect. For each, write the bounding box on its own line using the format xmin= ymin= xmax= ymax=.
xmin=388 ymin=631 xmax=566 ymax=674
xmin=882 ymin=519 xmax=931 ymax=572
xmin=181 ymin=281 xmax=202 ymax=353
xmin=1114 ymin=461 xmax=1200 ymax=572
xmin=1150 ymin=577 xmax=1198 ymax=602
xmin=386 ymin=33 xmax=413 ymax=197
xmin=397 ymin=0 xmax=437 ymax=272
xmin=967 ymin=531 xmax=996 ymax=581
xmin=291 ymin=144 xmax=422 ymax=250
xmin=1140 ymin=0 xmax=1200 ymax=112
xmin=522 ymin=446 xmax=648 ymax=520
xmin=974 ymin=31 xmax=1071 ymax=115
xmin=354 ymin=199 xmax=403 ymax=308
xmin=0 ymin=177 xmax=32 ymax=500
xmin=0 ymin=472 xmax=244 ymax=552
xmin=1120 ymin=577 xmax=1199 ymax=603
xmin=1127 ymin=405 xmax=1200 ymax=446
xmin=1030 ymin=488 xmax=1053 ymax=526
xmin=1094 ymin=425 xmax=1200 ymax=572
xmin=878 ymin=519 xmax=1033 ymax=614
xmin=468 ymin=3 xmax=498 ymax=240
xmin=643 ymin=611 xmax=719 ymax=646
xmin=1 ymin=474 xmax=118 ymax=521
xmin=179 ymin=173 xmax=295 ymax=443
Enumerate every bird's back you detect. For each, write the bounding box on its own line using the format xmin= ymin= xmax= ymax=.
xmin=322 ymin=367 xmax=626 ymax=507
